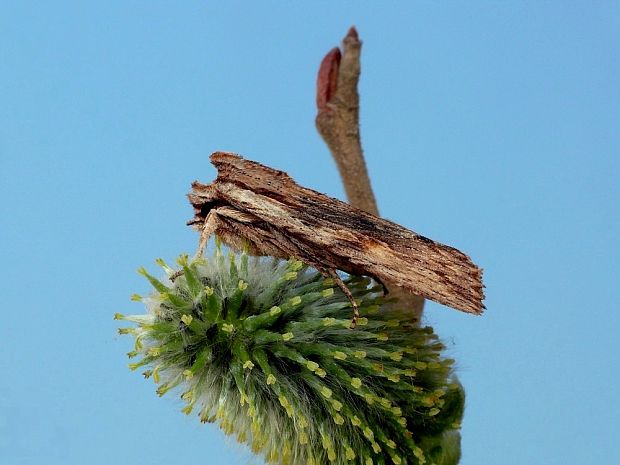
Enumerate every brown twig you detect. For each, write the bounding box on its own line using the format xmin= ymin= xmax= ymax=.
xmin=315 ymin=27 xmax=425 ymax=320
xmin=315 ymin=27 xmax=378 ymax=217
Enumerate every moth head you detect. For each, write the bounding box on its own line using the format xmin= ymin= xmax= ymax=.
xmin=187 ymin=182 xmax=222 ymax=224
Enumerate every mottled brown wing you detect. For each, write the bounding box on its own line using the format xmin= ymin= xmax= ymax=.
xmin=188 ymin=152 xmax=484 ymax=315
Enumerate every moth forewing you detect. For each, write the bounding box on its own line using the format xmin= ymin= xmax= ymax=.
xmin=188 ymin=152 xmax=485 ymax=318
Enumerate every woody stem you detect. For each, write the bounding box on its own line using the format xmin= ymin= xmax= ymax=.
xmin=315 ymin=26 xmax=425 ymax=320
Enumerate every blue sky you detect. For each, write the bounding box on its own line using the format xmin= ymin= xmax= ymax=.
xmin=1 ymin=2 xmax=618 ymax=464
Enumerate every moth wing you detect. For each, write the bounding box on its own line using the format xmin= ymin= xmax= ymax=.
xmin=192 ymin=152 xmax=484 ymax=315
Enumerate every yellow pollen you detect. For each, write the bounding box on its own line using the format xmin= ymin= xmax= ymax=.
xmin=181 ymin=404 xmax=193 ymax=415
xmin=306 ymin=361 xmax=319 ymax=371
xmin=321 ymin=288 xmax=334 ymax=297
xmin=421 ymin=397 xmax=434 ymax=407
xmin=147 ymin=347 xmax=161 ymax=356
xmin=413 ymin=447 xmax=425 ymax=460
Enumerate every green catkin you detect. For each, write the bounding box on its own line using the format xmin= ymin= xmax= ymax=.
xmin=118 ymin=245 xmax=464 ymax=465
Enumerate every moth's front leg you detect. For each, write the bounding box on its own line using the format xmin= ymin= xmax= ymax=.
xmin=195 ymin=210 xmax=221 ymax=258
xmin=195 ymin=206 xmax=257 ymax=258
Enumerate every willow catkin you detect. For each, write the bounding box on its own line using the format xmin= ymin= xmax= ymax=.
xmin=117 ymin=244 xmax=464 ymax=465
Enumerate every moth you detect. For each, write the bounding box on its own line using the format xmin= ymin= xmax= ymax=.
xmin=187 ymin=152 xmax=484 ymax=326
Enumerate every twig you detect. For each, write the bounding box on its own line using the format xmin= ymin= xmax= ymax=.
xmin=315 ymin=27 xmax=425 ymax=320
xmin=315 ymin=27 xmax=378 ymax=216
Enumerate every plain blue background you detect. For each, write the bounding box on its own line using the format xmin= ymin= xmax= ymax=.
xmin=1 ymin=2 xmax=618 ymax=464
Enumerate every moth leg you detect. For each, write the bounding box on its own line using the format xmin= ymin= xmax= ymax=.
xmin=195 ymin=210 xmax=220 ymax=259
xmin=326 ymin=269 xmax=359 ymax=329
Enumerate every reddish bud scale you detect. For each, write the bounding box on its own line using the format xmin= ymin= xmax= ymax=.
xmin=316 ymin=47 xmax=341 ymax=110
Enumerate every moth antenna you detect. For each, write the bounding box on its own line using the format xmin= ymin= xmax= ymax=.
xmin=326 ymin=269 xmax=359 ymax=329
xmin=195 ymin=211 xmax=220 ymax=259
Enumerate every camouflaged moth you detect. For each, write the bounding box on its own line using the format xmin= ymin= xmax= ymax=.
xmin=188 ymin=152 xmax=484 ymax=326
